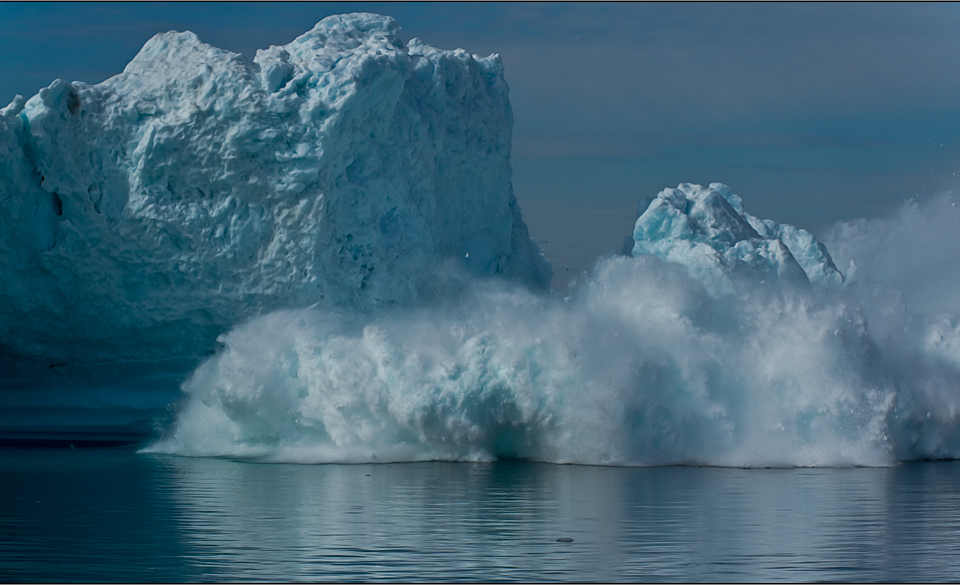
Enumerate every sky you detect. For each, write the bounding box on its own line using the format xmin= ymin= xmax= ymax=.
xmin=3 ymin=2 xmax=959 ymax=281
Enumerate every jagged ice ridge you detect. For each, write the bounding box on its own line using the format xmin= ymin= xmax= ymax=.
xmin=628 ymin=182 xmax=845 ymax=295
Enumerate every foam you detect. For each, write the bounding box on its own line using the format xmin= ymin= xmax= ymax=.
xmin=147 ymin=191 xmax=960 ymax=466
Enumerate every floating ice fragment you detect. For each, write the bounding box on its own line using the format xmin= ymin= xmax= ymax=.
xmin=627 ymin=183 xmax=843 ymax=295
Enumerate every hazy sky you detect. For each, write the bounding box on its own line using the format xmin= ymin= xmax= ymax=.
xmin=3 ymin=2 xmax=959 ymax=278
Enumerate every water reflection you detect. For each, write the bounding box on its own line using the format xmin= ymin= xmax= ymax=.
xmin=3 ymin=450 xmax=960 ymax=581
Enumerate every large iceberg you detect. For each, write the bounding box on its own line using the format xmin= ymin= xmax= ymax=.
xmin=0 ymin=13 xmax=549 ymax=439
xmin=627 ymin=183 xmax=844 ymax=295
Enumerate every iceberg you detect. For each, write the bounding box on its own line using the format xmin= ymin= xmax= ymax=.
xmin=628 ymin=183 xmax=844 ymax=295
xmin=0 ymin=13 xmax=549 ymax=439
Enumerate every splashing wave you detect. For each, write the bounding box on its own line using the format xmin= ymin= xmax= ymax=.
xmin=146 ymin=194 xmax=960 ymax=466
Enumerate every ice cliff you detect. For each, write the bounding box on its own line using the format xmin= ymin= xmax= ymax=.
xmin=0 ymin=14 xmax=552 ymax=439
xmin=627 ymin=183 xmax=844 ymax=295
xmin=0 ymin=13 xmax=550 ymax=380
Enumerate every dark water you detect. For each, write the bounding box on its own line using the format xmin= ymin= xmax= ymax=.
xmin=3 ymin=449 xmax=960 ymax=582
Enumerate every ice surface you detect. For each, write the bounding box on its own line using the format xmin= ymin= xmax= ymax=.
xmin=0 ymin=14 xmax=550 ymax=420
xmin=628 ymin=183 xmax=844 ymax=295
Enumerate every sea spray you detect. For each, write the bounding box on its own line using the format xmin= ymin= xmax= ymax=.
xmin=145 ymin=260 xmax=907 ymax=467
xmin=147 ymin=187 xmax=960 ymax=467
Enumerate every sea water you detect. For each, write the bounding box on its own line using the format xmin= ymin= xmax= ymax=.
xmin=3 ymin=448 xmax=960 ymax=582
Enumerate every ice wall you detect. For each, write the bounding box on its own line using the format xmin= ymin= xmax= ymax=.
xmin=0 ymin=14 xmax=550 ymax=417
xmin=0 ymin=14 xmax=552 ymax=440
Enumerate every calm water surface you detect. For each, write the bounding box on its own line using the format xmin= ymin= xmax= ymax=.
xmin=3 ymin=448 xmax=960 ymax=582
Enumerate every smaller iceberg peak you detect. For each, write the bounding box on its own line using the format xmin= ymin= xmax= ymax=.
xmin=1 ymin=94 xmax=25 ymax=118
xmin=125 ymin=30 xmax=226 ymax=71
xmin=290 ymin=13 xmax=404 ymax=54
xmin=254 ymin=13 xmax=410 ymax=95
xmin=629 ymin=183 xmax=844 ymax=295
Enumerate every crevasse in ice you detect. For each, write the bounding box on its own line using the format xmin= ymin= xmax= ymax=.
xmin=0 ymin=13 xmax=551 ymax=372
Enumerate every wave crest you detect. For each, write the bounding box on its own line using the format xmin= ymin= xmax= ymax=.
xmin=147 ymin=192 xmax=960 ymax=468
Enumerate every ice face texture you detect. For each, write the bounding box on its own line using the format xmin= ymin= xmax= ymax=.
xmin=0 ymin=13 xmax=550 ymax=372
xmin=629 ymin=183 xmax=844 ymax=295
